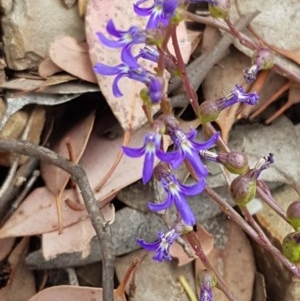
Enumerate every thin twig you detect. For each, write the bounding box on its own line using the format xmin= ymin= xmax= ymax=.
xmin=0 ymin=138 xmax=115 ymax=301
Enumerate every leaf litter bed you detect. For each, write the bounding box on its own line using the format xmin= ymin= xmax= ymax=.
xmin=0 ymin=0 xmax=300 ymax=301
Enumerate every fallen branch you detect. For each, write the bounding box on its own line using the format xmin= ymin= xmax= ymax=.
xmin=0 ymin=138 xmax=114 ymax=301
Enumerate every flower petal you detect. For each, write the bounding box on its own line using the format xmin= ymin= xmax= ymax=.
xmin=148 ymin=193 xmax=173 ymax=212
xmin=106 ymin=19 xmax=123 ymax=37
xmin=122 ymin=145 xmax=145 ymax=157
xmin=136 ymin=238 xmax=160 ymax=251
xmin=142 ymin=151 xmax=155 ymax=184
xmin=94 ymin=63 xmax=121 ymax=76
xmin=173 ymin=194 xmax=196 ymax=226
xmin=179 ymin=177 xmax=206 ymax=196
xmin=112 ymin=73 xmax=126 ymax=97
xmin=96 ymin=32 xmax=124 ymax=48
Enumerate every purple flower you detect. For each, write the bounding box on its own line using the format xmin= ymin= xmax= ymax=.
xmin=137 ymin=228 xmax=179 ymax=262
xmin=148 ymin=76 xmax=164 ymax=103
xmin=94 ymin=47 xmax=150 ymax=97
xmin=134 ymin=0 xmax=179 ymax=29
xmin=148 ymin=167 xmax=206 ymax=226
xmin=167 ymin=129 xmax=219 ymax=179
xmin=199 ymin=270 xmax=216 ymax=301
xmin=199 ymin=287 xmax=213 ymax=301
xmin=223 ymin=84 xmax=259 ymax=108
xmin=122 ymin=130 xmax=176 ymax=184
xmin=97 ymin=19 xmax=147 ymax=49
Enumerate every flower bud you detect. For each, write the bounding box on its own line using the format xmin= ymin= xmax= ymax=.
xmin=282 ymin=231 xmax=300 ymax=263
xmin=208 ymin=0 xmax=230 ymax=19
xmin=198 ymin=100 xmax=221 ymax=124
xmin=287 ymin=200 xmax=300 ymax=230
xmin=254 ymin=48 xmax=274 ymax=71
xmin=217 ymin=151 xmax=249 ymax=174
xmin=230 ymin=171 xmax=256 ymax=206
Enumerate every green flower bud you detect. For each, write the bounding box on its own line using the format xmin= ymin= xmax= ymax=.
xmin=282 ymin=231 xmax=300 ymax=263
xmin=287 ymin=200 xmax=300 ymax=230
xmin=208 ymin=0 xmax=230 ymax=19
xmin=230 ymin=171 xmax=256 ymax=206
xmin=198 ymin=100 xmax=220 ymax=125
xmin=217 ymin=151 xmax=249 ymax=174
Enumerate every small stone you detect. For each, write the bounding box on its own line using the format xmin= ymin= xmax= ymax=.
xmin=1 ymin=0 xmax=85 ymax=70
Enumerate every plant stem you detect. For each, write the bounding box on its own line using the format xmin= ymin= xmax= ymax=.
xmin=171 ymin=26 xmax=199 ymax=114
xmin=185 ymin=231 xmax=238 ymax=301
xmin=205 ymin=186 xmax=300 ymax=278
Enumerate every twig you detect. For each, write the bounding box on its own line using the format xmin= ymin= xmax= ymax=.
xmin=169 ymin=11 xmax=260 ymax=107
xmin=0 ymin=138 xmax=115 ymax=301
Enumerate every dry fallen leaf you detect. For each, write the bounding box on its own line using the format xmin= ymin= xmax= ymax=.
xmin=0 ymin=238 xmax=36 ymax=301
xmin=0 ymin=188 xmax=89 ymax=238
xmin=38 ymin=57 xmax=63 ymax=78
xmin=0 ymin=238 xmax=15 ymax=261
xmin=195 ymin=217 xmax=255 ymax=301
xmin=49 ymin=37 xmax=98 ymax=83
xmin=41 ymin=111 xmax=95 ymax=196
xmin=28 ymin=285 xmax=104 ymax=301
xmin=42 ymin=203 xmax=115 ymax=260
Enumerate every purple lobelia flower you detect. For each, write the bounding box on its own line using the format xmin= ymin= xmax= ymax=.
xmin=199 ymin=85 xmax=259 ymax=124
xmin=94 ymin=46 xmax=150 ymax=97
xmin=148 ymin=162 xmax=206 ymax=226
xmin=166 ymin=125 xmax=219 ymax=179
xmin=122 ymin=122 xmax=176 ymax=184
xmin=134 ymin=0 xmax=180 ymax=29
xmin=137 ymin=228 xmax=179 ymax=262
xmin=97 ymin=19 xmax=147 ymax=49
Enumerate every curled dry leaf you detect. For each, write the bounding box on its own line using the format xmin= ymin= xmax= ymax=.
xmin=40 ymin=111 xmax=95 ymax=196
xmin=170 ymin=225 xmax=214 ymax=266
xmin=49 ymin=36 xmax=98 ymax=83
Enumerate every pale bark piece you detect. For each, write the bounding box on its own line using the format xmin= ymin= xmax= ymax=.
xmin=49 ymin=37 xmax=98 ymax=83
xmin=1 ymin=0 xmax=85 ymax=70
